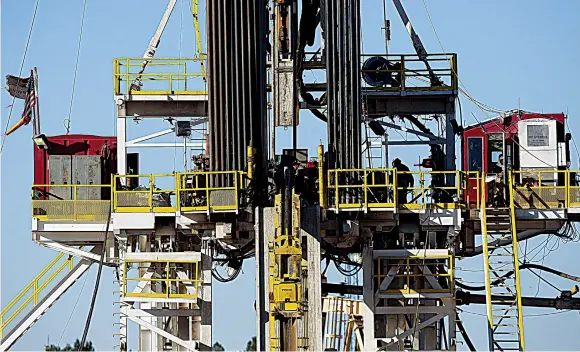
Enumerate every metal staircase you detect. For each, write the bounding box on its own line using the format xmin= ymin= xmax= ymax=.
xmin=0 ymin=249 xmax=96 ymax=350
xmin=480 ymin=176 xmax=526 ymax=351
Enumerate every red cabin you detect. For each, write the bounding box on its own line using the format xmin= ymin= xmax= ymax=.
xmin=461 ymin=111 xmax=570 ymax=204
xmin=33 ymin=134 xmax=117 ymax=201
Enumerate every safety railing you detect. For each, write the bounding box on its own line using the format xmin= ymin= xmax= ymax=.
xmin=361 ymin=53 xmax=458 ymax=93
xmin=398 ymin=171 xmax=465 ymax=210
xmin=327 ymin=168 xmax=397 ymax=211
xmin=113 ymin=174 xmax=177 ymax=213
xmin=122 ymin=259 xmax=201 ymax=300
xmin=326 ymin=169 xmax=472 ymax=211
xmin=113 ymin=58 xmax=206 ymax=95
xmin=375 ymin=254 xmax=454 ymax=296
xmin=177 ymin=171 xmax=248 ymax=213
xmin=1 ymin=250 xmax=81 ymax=338
xmin=511 ymin=170 xmax=568 ymax=209
xmin=31 ymin=184 xmax=112 ymax=221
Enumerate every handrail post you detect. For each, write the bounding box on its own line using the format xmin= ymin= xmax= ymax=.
xmin=334 ymin=171 xmax=339 ymax=210
xmin=235 ymin=172 xmax=239 ymax=212
xmin=318 ymin=144 xmax=326 ymax=208
xmin=149 ymin=175 xmax=154 ymax=211
xmin=166 ymin=261 xmax=170 ymax=298
xmin=205 ymin=173 xmax=210 ymax=212
xmin=401 ymin=55 xmax=406 ymax=91
xmin=565 ymin=170 xmax=570 ymax=208
xmin=363 ymin=170 xmax=368 ymax=211
xmin=393 ymin=170 xmax=398 ymax=207
xmin=176 ymin=173 xmax=181 ymax=212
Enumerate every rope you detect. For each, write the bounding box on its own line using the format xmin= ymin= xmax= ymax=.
xmin=0 ymin=0 xmax=40 ymax=153
xmin=64 ymin=0 xmax=88 ymax=134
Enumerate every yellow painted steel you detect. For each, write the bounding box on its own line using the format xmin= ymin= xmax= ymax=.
xmin=113 ymin=174 xmax=177 ymax=213
xmin=361 ymin=53 xmax=458 ymax=92
xmin=122 ymin=259 xmax=201 ymax=300
xmin=177 ymin=171 xmax=247 ymax=213
xmin=397 ymin=170 xmax=464 ymax=210
xmin=269 ymin=193 xmax=302 ymax=351
xmin=327 ymin=168 xmax=397 ymax=211
xmin=1 ymin=250 xmax=81 ymax=338
xmin=512 ymin=169 xmax=568 ymax=209
xmin=327 ymin=169 xmax=473 ymax=211
xmin=479 ymin=175 xmax=495 ymax=347
xmin=318 ymin=144 xmax=326 ymax=208
xmin=509 ymin=172 xmax=526 ymax=350
xmin=113 ymin=58 xmax=206 ymax=95
xmin=191 ymin=0 xmax=207 ymax=77
xmin=375 ymin=254 xmax=454 ymax=296
xmin=247 ymin=146 xmax=256 ymax=180
xmin=31 ymin=184 xmax=111 ymax=221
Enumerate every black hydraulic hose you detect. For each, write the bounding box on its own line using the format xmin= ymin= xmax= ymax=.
xmin=80 ymin=204 xmax=112 ymax=347
xmin=309 ymin=108 xmax=327 ymax=122
xmin=456 ymin=263 xmax=580 ymax=291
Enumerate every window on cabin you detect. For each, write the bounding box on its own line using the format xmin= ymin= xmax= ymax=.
xmin=488 ymin=133 xmax=504 ymax=174
xmin=467 ymin=137 xmax=483 ymax=173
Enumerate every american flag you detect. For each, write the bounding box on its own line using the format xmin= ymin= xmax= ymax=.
xmin=21 ymin=73 xmax=35 ymax=124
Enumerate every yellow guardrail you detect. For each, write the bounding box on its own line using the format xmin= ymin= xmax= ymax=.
xmin=113 ymin=172 xmax=248 ymax=214
xmin=375 ymin=254 xmax=454 ymax=296
xmin=32 ymin=184 xmax=111 ymax=221
xmin=361 ymin=53 xmax=458 ymax=92
xmin=327 ymin=169 xmax=472 ymax=211
xmin=511 ymin=170 xmax=569 ymax=209
xmin=122 ymin=259 xmax=201 ymax=300
xmin=1 ymin=250 xmax=81 ymax=338
xmin=114 ymin=174 xmax=177 ymax=213
xmin=327 ymin=168 xmax=397 ymax=210
xmin=397 ymin=170 xmax=464 ymax=210
xmin=113 ymin=58 xmax=206 ymax=95
xmin=177 ymin=171 xmax=247 ymax=213
xmin=325 ymin=169 xmax=580 ymax=211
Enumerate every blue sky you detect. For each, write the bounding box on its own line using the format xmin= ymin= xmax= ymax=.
xmin=2 ymin=0 xmax=580 ymax=350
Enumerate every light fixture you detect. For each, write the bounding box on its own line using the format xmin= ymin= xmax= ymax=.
xmin=32 ymin=133 xmax=49 ymax=150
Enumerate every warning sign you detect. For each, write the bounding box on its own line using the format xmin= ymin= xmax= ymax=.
xmin=527 ymin=125 xmax=549 ymax=147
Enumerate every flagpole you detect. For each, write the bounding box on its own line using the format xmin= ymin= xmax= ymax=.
xmin=30 ymin=69 xmax=37 ymax=136
xmin=33 ymin=67 xmax=40 ymax=135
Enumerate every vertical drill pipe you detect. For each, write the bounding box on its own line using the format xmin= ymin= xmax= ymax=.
xmin=207 ymin=0 xmax=215 ymax=170
xmin=341 ymin=0 xmax=349 ymax=171
xmin=217 ymin=0 xmax=226 ymax=183
xmin=353 ymin=0 xmax=362 ymax=169
xmin=208 ymin=0 xmax=268 ymax=191
xmin=224 ymin=0 xmax=232 ymax=183
xmin=241 ymin=2 xmax=250 ymax=169
xmin=233 ymin=0 xmax=243 ymax=172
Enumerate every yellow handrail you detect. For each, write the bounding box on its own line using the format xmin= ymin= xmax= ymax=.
xmin=480 ymin=174 xmax=494 ymax=347
xmin=1 ymin=250 xmax=81 ymax=338
xmin=32 ymin=184 xmax=111 ymax=221
xmin=508 ymin=172 xmax=526 ymax=350
xmin=113 ymin=57 xmax=207 ymax=95
xmin=361 ymin=53 xmax=458 ymax=92
xmin=122 ymin=259 xmax=201 ymax=300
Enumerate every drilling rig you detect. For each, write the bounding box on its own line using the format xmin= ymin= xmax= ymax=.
xmin=3 ymin=1 xmax=580 ymax=351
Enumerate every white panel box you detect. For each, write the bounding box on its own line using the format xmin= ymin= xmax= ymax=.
xmin=518 ymin=118 xmax=557 ymax=170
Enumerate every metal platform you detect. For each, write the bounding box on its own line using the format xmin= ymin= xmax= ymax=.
xmin=114 ymin=58 xmax=207 ymax=118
